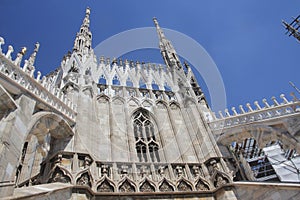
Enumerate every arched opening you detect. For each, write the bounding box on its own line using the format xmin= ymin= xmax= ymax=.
xmin=151 ymin=81 xmax=159 ymax=91
xmin=119 ymin=179 xmax=136 ymax=192
xmin=140 ymin=180 xmax=155 ymax=192
xmin=99 ymin=74 xmax=107 ymax=85
xmin=139 ymin=78 xmax=147 ymax=89
xmin=15 ymin=112 xmax=74 ymax=186
xmin=97 ymin=179 xmax=115 ymax=192
xmin=164 ymin=82 xmax=172 ymax=92
xmin=112 ymin=75 xmax=120 ymax=85
xmin=126 ymin=77 xmax=133 ymax=87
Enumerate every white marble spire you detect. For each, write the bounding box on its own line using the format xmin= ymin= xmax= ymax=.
xmin=153 ymin=17 xmax=182 ymax=70
xmin=73 ymin=7 xmax=92 ymax=56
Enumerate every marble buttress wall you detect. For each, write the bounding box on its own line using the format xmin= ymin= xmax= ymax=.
xmin=73 ymin=91 xmax=220 ymax=165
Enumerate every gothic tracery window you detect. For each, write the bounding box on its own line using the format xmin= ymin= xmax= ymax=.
xmin=133 ymin=110 xmax=160 ymax=162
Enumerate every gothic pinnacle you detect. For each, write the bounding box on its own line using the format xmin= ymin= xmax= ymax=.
xmin=72 ymin=7 xmax=92 ymax=57
xmin=153 ymin=17 xmax=159 ymax=27
xmin=83 ymin=7 xmax=91 ymax=26
xmin=28 ymin=42 xmax=40 ymax=66
xmin=153 ymin=17 xmax=166 ymax=41
xmin=86 ymin=7 xmax=90 ymax=15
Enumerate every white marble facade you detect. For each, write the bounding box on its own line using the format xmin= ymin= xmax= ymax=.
xmin=0 ymin=7 xmax=299 ymax=200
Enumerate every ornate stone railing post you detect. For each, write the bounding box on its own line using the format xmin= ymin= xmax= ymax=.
xmin=5 ymin=45 xmax=14 ymax=59
xmin=0 ymin=37 xmax=4 ymax=54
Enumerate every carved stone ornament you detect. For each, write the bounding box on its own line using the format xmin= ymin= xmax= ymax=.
xmin=215 ymin=175 xmax=228 ymax=188
xmin=192 ymin=165 xmax=200 ymax=177
xmin=140 ymin=181 xmax=155 ymax=192
xmin=177 ymin=180 xmax=192 ymax=191
xmin=157 ymin=102 xmax=166 ymax=109
xmin=158 ymin=166 xmax=165 ymax=177
xmin=170 ymin=103 xmax=178 ymax=110
xmin=119 ymin=180 xmax=135 ymax=193
xmin=97 ymin=179 xmax=114 ymax=192
xmin=101 ymin=165 xmax=109 ymax=176
xmin=175 ymin=166 xmax=183 ymax=177
xmin=196 ymin=180 xmax=209 ymax=191
xmin=159 ymin=180 xmax=173 ymax=192
xmin=76 ymin=173 xmax=91 ymax=187
xmin=84 ymin=156 xmax=91 ymax=168
xmin=48 ymin=168 xmax=71 ymax=183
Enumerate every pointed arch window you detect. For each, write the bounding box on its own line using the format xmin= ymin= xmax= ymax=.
xmin=164 ymin=82 xmax=172 ymax=92
xmin=99 ymin=75 xmax=107 ymax=85
xmin=151 ymin=81 xmax=159 ymax=90
xmin=139 ymin=78 xmax=147 ymax=89
xmin=126 ymin=77 xmax=133 ymax=87
xmin=133 ymin=110 xmax=160 ymax=162
xmin=112 ymin=75 xmax=120 ymax=85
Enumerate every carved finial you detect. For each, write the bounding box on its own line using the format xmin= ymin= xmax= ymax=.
xmin=246 ymin=103 xmax=253 ymax=112
xmin=28 ymin=42 xmax=40 ymax=66
xmin=141 ymin=62 xmax=145 ymax=70
xmin=5 ymin=45 xmax=14 ymax=59
xmin=125 ymin=59 xmax=129 ymax=65
xmin=14 ymin=47 xmax=27 ymax=66
xmin=84 ymin=156 xmax=91 ymax=168
xmin=121 ymin=165 xmax=128 ymax=177
xmin=232 ymin=107 xmax=238 ymax=115
xmin=239 ymin=105 xmax=245 ymax=113
xmin=280 ymin=94 xmax=289 ymax=104
xmin=192 ymin=166 xmax=200 ymax=177
xmin=86 ymin=7 xmax=91 ymax=15
xmin=153 ymin=17 xmax=159 ymax=26
xmin=140 ymin=165 xmax=148 ymax=177
xmin=218 ymin=111 xmax=224 ymax=118
xmin=136 ymin=61 xmax=141 ymax=70
xmin=101 ymin=165 xmax=108 ymax=176
xmin=0 ymin=37 xmax=4 ymax=54
xmin=262 ymin=98 xmax=270 ymax=108
xmin=130 ymin=60 xmax=135 ymax=68
xmin=36 ymin=71 xmax=42 ymax=81
xmin=158 ymin=166 xmax=165 ymax=176
xmin=224 ymin=108 xmax=231 ymax=117
xmin=30 ymin=66 xmax=35 ymax=77
xmin=184 ymin=61 xmax=189 ymax=68
xmin=20 ymin=47 xmax=27 ymax=55
xmin=100 ymin=56 xmax=105 ymax=64
xmin=22 ymin=60 xmax=29 ymax=71
xmin=175 ymin=166 xmax=183 ymax=177
xmin=254 ymin=101 xmax=261 ymax=110
xmin=41 ymin=76 xmax=46 ymax=86
xmin=112 ymin=57 xmax=117 ymax=64
xmin=271 ymin=96 xmax=279 ymax=106
xmin=290 ymin=92 xmax=299 ymax=101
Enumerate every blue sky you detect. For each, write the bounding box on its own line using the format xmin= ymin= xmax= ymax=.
xmin=1 ymin=0 xmax=300 ymax=113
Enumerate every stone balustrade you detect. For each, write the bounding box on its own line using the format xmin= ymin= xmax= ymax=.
xmin=209 ymin=93 xmax=300 ymax=131
xmin=0 ymin=37 xmax=76 ymax=123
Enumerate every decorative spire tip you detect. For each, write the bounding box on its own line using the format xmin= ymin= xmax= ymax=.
xmin=153 ymin=17 xmax=159 ymax=26
xmin=86 ymin=7 xmax=91 ymax=15
xmin=20 ymin=47 xmax=27 ymax=55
